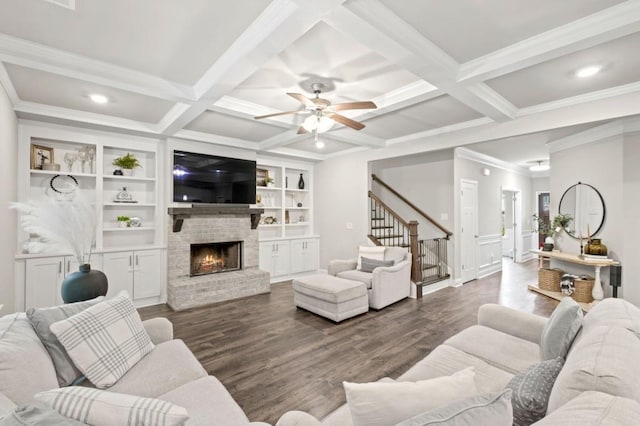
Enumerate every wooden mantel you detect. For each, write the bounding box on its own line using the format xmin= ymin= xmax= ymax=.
xmin=168 ymin=206 xmax=264 ymax=232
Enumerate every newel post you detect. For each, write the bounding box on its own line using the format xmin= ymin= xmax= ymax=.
xmin=408 ymin=220 xmax=422 ymax=298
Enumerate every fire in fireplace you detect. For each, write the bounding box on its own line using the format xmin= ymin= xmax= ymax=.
xmin=190 ymin=241 xmax=242 ymax=276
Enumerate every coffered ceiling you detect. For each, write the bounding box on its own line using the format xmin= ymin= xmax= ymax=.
xmin=1 ymin=0 xmax=639 ymax=163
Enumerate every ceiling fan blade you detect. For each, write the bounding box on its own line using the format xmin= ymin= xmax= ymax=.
xmin=328 ymin=113 xmax=365 ymax=131
xmin=254 ymin=110 xmax=303 ymax=120
xmin=297 ymin=126 xmax=308 ymax=135
xmin=331 ymin=101 xmax=377 ymax=112
xmin=287 ymin=92 xmax=315 ymax=108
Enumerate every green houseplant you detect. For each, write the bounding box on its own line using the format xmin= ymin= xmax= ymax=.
xmin=112 ymin=153 xmax=141 ymax=176
xmin=117 ymin=215 xmax=130 ymax=228
xmin=533 ymin=213 xmax=572 ymax=250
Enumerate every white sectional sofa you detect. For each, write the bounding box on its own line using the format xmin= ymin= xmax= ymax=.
xmin=0 ymin=310 xmax=269 ymax=425
xmin=276 ymin=298 xmax=640 ymax=425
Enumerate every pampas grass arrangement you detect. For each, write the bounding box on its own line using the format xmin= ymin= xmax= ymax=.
xmin=11 ymin=182 xmax=96 ymax=265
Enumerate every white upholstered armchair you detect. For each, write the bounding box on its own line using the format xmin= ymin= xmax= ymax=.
xmin=328 ymin=246 xmax=412 ymax=309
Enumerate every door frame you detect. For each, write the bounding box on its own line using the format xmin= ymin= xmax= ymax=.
xmin=460 ymin=179 xmax=478 ymax=283
xmin=501 ymin=186 xmax=523 ymax=262
xmin=535 ymin=191 xmax=551 ymax=250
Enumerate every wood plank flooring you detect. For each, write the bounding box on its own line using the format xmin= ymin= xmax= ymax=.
xmin=139 ymin=259 xmax=556 ymax=424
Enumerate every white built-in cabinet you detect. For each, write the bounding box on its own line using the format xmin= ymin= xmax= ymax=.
xmin=15 ymin=123 xmax=165 ymax=310
xmin=102 ymin=249 xmax=162 ymax=301
xmin=255 ymin=160 xmax=319 ymax=282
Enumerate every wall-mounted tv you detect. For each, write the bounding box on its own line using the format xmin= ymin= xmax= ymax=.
xmin=173 ymin=150 xmax=256 ymax=205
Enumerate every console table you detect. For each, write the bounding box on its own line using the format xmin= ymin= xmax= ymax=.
xmin=528 ymin=249 xmax=617 ymax=311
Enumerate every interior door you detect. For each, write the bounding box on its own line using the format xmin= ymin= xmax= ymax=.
xmin=460 ymin=180 xmax=478 ymax=283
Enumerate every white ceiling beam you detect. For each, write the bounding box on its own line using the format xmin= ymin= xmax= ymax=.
xmin=258 ymin=129 xmax=307 ymax=150
xmin=210 ymin=96 xmax=296 ymax=129
xmin=171 ymin=129 xmax=259 ymax=151
xmin=458 ymin=1 xmax=640 ymax=83
xmin=325 ymin=0 xmax=516 ymax=121
xmin=0 ymin=62 xmax=19 ymax=105
xmin=161 ymin=0 xmax=347 ymax=135
xmin=0 ymin=34 xmax=196 ymax=102
xmin=261 ymin=146 xmax=327 ymax=161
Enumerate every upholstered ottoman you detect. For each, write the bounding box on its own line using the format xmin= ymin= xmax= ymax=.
xmin=293 ymin=275 xmax=369 ymax=322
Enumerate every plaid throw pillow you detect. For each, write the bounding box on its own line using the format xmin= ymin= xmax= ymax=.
xmin=50 ymin=292 xmax=154 ymax=389
xmin=34 ymin=387 xmax=188 ymax=426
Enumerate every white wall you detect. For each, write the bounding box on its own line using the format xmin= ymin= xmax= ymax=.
xmin=622 ymin=133 xmax=640 ymax=306
xmin=0 ymin=84 xmax=17 ymax=314
xmin=550 ymin=137 xmax=624 ymax=299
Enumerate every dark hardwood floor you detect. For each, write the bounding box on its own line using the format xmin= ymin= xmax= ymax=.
xmin=139 ymin=258 xmax=556 ymax=424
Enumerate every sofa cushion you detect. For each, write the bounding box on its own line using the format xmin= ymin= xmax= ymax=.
xmin=343 ymin=367 xmax=477 ymax=426
xmin=582 ymin=297 xmax=640 ymax=337
xmin=539 ymin=297 xmax=583 ymax=361
xmin=356 ymin=246 xmax=385 ymax=270
xmin=444 ymin=325 xmax=540 ymax=374
xmin=0 ymin=392 xmax=17 ymax=419
xmin=0 ymin=402 xmax=86 ymax=426
xmin=359 ymin=257 xmax=394 ymax=273
xmin=107 ymin=339 xmax=207 ymax=398
xmin=35 ymin=386 xmax=189 ymax=426
xmin=337 ymin=270 xmax=372 ymax=288
xmin=505 ymin=357 xmax=564 ymax=426
xmin=50 ymin=292 xmax=154 ymax=389
xmin=534 ymin=391 xmax=640 ymax=425
xmin=159 ymin=376 xmax=250 ymax=426
xmin=547 ymin=325 xmax=640 ymax=413
xmin=395 ymin=389 xmax=513 ymax=426
xmin=26 ymin=296 xmax=104 ymax=387
xmin=0 ymin=313 xmax=58 ymax=405
xmin=384 ymin=247 xmax=407 ymax=264
xmin=398 ymin=344 xmax=514 ymax=394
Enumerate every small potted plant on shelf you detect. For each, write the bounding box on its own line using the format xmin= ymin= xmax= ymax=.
xmin=265 ymin=177 xmax=275 ymax=187
xmin=112 ymin=153 xmax=141 ymax=176
xmin=533 ymin=213 xmax=572 ymax=251
xmin=117 ymin=215 xmax=130 ymax=228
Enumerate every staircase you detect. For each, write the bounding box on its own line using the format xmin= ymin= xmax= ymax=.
xmin=368 ymin=175 xmax=452 ymax=297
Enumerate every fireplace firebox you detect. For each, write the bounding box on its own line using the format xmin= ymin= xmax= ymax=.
xmin=190 ymin=241 xmax=242 ymax=276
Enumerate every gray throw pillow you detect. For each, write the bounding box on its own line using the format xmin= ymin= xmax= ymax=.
xmin=360 ymin=256 xmax=394 ymax=273
xmin=396 ymin=389 xmax=513 ymax=426
xmin=506 ymin=357 xmax=564 ymax=426
xmin=26 ymin=296 xmax=104 ymax=387
xmin=539 ymin=297 xmax=583 ymax=360
xmin=0 ymin=402 xmax=86 ymax=426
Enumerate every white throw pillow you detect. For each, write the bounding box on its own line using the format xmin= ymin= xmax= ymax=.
xmin=356 ymin=245 xmax=385 ymax=270
xmin=344 ymin=367 xmax=477 ymax=426
xmin=34 ymin=387 xmax=189 ymax=426
xmin=49 ymin=291 xmax=154 ymax=389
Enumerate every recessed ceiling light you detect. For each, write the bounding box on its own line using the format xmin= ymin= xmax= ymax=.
xmin=89 ymin=93 xmax=109 ymax=104
xmin=575 ymin=65 xmax=601 ymax=78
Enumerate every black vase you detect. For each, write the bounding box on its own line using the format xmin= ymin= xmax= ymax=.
xmin=298 ymin=173 xmax=305 ymax=190
xmin=61 ymin=264 xmax=108 ymax=303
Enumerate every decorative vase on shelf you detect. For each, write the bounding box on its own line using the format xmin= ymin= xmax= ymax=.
xmin=585 ymin=238 xmax=607 ymax=256
xmin=543 ymin=236 xmax=554 ymax=251
xmin=298 ymin=173 xmax=305 ymax=190
xmin=61 ymin=264 xmax=108 ymax=303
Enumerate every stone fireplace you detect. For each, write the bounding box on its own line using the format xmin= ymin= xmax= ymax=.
xmin=190 ymin=241 xmax=242 ymax=276
xmin=166 ymin=206 xmax=269 ymax=311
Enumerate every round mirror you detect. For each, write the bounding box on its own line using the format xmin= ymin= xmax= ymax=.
xmin=558 ymin=182 xmax=605 ymax=238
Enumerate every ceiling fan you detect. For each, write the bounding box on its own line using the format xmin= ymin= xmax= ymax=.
xmin=254 ymin=83 xmax=377 ymax=134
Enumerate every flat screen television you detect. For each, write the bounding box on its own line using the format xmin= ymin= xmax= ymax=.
xmin=173 ymin=150 xmax=256 ymax=205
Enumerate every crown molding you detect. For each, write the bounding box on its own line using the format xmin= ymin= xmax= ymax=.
xmin=548 ymin=120 xmax=625 ymax=153
xmin=0 ymin=62 xmax=19 ymax=105
xmin=455 ymin=146 xmax=532 ymax=177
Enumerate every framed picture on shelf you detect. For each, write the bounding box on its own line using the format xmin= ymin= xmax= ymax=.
xmin=30 ymin=144 xmax=54 ymax=170
xmin=256 ymin=168 xmax=269 ymax=187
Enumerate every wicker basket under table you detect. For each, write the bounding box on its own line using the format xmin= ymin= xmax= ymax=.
xmin=538 ymin=268 xmax=564 ymax=292
xmin=572 ymin=278 xmax=595 ymax=303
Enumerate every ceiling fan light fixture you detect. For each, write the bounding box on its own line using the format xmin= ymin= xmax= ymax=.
xmin=529 ymin=161 xmax=550 ymax=172
xmin=315 ymin=140 xmax=325 ymax=149
xmin=302 ymin=115 xmax=334 ymax=133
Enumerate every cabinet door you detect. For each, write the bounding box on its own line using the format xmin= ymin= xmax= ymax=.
xmin=303 ymin=239 xmax=318 ymax=272
xmin=273 ymin=241 xmax=290 ymax=277
xmin=25 ymin=257 xmax=64 ymax=308
xmin=102 ymin=252 xmax=134 ymax=298
xmin=65 ymin=255 xmax=103 ymax=277
xmin=133 ymin=249 xmax=162 ymax=300
xmin=259 ymin=242 xmax=275 ymax=275
xmin=289 ymin=240 xmax=305 ymax=274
